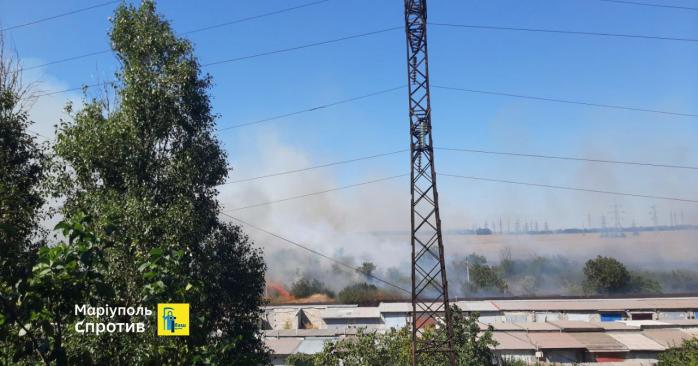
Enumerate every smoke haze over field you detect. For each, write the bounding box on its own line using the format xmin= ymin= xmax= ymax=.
xmin=217 ymin=134 xmax=698 ymax=294
xmin=15 ymin=37 xmax=698 ymax=296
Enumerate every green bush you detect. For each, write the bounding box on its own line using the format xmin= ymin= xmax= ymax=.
xmin=659 ymin=338 xmax=698 ymax=366
xmin=290 ymin=278 xmax=335 ymax=299
xmin=337 ymin=283 xmax=402 ymax=305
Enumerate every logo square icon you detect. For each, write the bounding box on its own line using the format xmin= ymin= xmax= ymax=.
xmin=157 ymin=303 xmax=189 ymax=336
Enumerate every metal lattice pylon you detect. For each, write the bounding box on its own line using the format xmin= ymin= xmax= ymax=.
xmin=403 ymin=1 xmax=457 ymax=365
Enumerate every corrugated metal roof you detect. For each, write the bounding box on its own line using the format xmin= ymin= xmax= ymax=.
xmin=265 ymin=304 xmax=357 ymax=310
xmin=455 ymin=300 xmax=499 ymax=312
xmin=645 ymin=298 xmax=698 ymax=309
xmin=527 ymin=332 xmax=587 ymax=349
xmin=569 ymin=332 xmax=628 ymax=352
xmin=267 ymin=297 xmax=698 ymax=313
xmin=492 ymin=332 xmax=535 ymax=350
xmin=515 ymin=322 xmax=561 ymax=331
xmin=489 ymin=322 xmax=527 ymax=331
xmin=377 ymin=302 xmax=438 ymax=313
xmin=378 ymin=302 xmax=411 ymax=313
xmin=607 ymin=332 xmax=665 ymax=351
xmin=664 ymin=319 xmax=698 ymax=327
xmin=491 ymin=297 xmax=698 ymax=311
xmin=295 ymin=338 xmax=328 ymax=354
xmin=596 ymin=322 xmax=639 ymax=331
xmin=265 ymin=337 xmax=302 ymax=355
xmin=264 ymin=329 xmax=354 ymax=337
xmin=322 ymin=307 xmax=381 ymax=319
xmin=642 ymin=329 xmax=695 ymax=348
xmin=620 ymin=320 xmax=670 ymax=329
xmin=549 ymin=320 xmax=604 ymax=332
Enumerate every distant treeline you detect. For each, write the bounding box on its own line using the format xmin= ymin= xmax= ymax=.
xmin=446 ymin=224 xmax=698 ymax=236
xmin=371 ymin=225 xmax=698 ymax=236
xmin=272 ymin=253 xmax=698 ymax=304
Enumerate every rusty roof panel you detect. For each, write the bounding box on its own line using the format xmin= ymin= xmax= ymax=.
xmin=569 ymin=332 xmax=628 ymax=352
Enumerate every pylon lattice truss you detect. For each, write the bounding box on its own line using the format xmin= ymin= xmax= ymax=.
xmin=403 ymin=0 xmax=457 ymax=365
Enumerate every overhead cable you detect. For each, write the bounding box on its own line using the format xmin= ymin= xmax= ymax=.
xmin=436 ymin=147 xmax=698 ymax=170
xmin=20 ymin=0 xmax=333 ymax=72
xmin=433 ymin=85 xmax=698 ymax=118
xmin=222 ymin=174 xmax=408 ymax=211
xmin=1 ymin=1 xmax=119 ymax=32
xmin=224 ymin=150 xmax=408 ymax=183
xmin=430 ymin=22 xmax=698 ymax=43
xmin=439 ymin=173 xmax=698 ymax=203
xmin=220 ymin=212 xmax=411 ymax=294
xmin=599 ymin=0 xmax=698 ymax=11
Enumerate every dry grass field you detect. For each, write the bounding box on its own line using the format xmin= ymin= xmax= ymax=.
xmin=442 ymin=230 xmax=698 ymax=269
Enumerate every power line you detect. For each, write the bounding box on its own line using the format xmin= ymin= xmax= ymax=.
xmin=34 ymin=81 xmax=114 ymax=98
xmin=436 ymin=147 xmax=698 ymax=170
xmin=429 ymin=22 xmax=698 ymax=43
xmin=439 ymin=173 xmax=698 ymax=203
xmin=220 ymin=212 xmax=410 ymax=294
xmin=599 ymin=0 xmax=698 ymax=11
xmin=222 ymin=174 xmax=407 ymax=211
xmin=202 ymin=26 xmax=401 ymax=68
xmin=28 ymin=85 xmax=403 ymax=140
xmin=1 ymin=1 xmax=119 ymax=32
xmin=217 ymin=85 xmax=405 ymax=131
xmin=223 ymin=146 xmax=695 ymax=189
xmin=34 ymin=28 xmax=402 ymax=99
xmin=224 ymin=150 xmax=408 ymax=184
xmin=19 ymin=0 xmax=332 ymax=72
xmin=432 ymin=85 xmax=698 ymax=118
xmin=183 ymin=0 xmax=330 ymax=35
xmin=20 ymin=50 xmax=112 ymax=72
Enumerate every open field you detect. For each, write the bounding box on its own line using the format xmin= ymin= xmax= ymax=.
xmin=441 ymin=230 xmax=698 ymax=268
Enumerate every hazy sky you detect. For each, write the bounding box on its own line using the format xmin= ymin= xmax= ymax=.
xmin=2 ymin=0 xmax=698 ymax=239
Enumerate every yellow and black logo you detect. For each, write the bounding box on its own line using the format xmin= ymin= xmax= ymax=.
xmin=157 ymin=303 xmax=189 ymax=336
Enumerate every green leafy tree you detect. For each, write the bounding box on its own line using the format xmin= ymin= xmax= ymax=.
xmin=659 ymin=338 xmax=698 ymax=366
xmin=290 ymin=278 xmax=335 ymax=299
xmin=627 ymin=271 xmax=662 ymax=294
xmin=456 ymin=255 xmax=508 ymax=294
xmin=0 ymin=32 xmax=45 ymax=290
xmin=287 ymin=353 xmax=317 ymax=366
xmin=358 ymin=261 xmax=376 ymax=280
xmin=468 ymin=263 xmax=508 ymax=294
xmin=0 ymin=34 xmax=44 ymax=241
xmin=0 ymin=32 xmax=50 ymax=365
xmin=337 ymin=283 xmax=402 ymax=305
xmin=1 ymin=215 xmax=111 ymax=365
xmin=51 ymin=1 xmax=267 ymax=364
xmin=583 ymin=256 xmax=630 ymax=294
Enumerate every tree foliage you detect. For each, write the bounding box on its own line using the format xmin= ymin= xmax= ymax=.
xmin=583 ymin=256 xmax=631 ymax=294
xmin=337 ymin=283 xmax=402 ymax=305
xmin=455 ymin=254 xmax=508 ymax=295
xmin=358 ymin=261 xmax=376 ymax=279
xmin=290 ymin=278 xmax=335 ymax=299
xmin=1 ymin=215 xmax=111 ymax=365
xmin=468 ymin=263 xmax=508 ymax=294
xmin=0 ymin=31 xmax=45 ymax=290
xmin=27 ymin=1 xmax=269 ymax=364
xmin=659 ymin=338 xmax=698 ymax=366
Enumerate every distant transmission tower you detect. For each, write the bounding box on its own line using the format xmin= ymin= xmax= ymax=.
xmin=650 ymin=205 xmax=658 ymax=230
xmin=403 ymin=1 xmax=456 ymax=365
